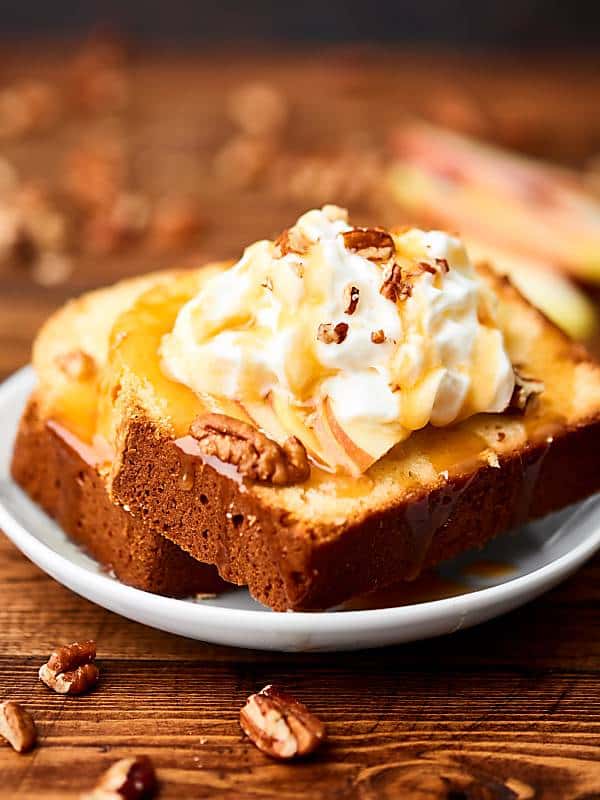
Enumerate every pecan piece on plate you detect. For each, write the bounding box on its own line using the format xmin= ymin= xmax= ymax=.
xmin=341 ymin=227 xmax=394 ymax=261
xmin=39 ymin=640 xmax=99 ymax=695
xmin=240 ymin=685 xmax=326 ymax=760
xmin=81 ymin=756 xmax=157 ymax=800
xmin=190 ymin=414 xmax=310 ymax=485
xmin=507 ymin=368 xmax=544 ymax=414
xmin=0 ymin=701 xmax=37 ymax=753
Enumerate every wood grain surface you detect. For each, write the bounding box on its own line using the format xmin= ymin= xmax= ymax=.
xmin=1 ymin=45 xmax=600 ymax=798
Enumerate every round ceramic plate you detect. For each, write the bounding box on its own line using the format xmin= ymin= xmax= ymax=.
xmin=1 ymin=366 xmax=599 ymax=652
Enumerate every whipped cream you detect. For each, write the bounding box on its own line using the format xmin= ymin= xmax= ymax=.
xmin=160 ymin=206 xmax=514 ymax=464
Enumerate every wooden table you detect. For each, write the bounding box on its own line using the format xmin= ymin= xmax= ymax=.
xmin=1 ymin=45 xmax=600 ymax=798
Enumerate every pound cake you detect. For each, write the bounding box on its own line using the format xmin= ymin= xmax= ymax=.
xmin=13 ymin=206 xmax=600 ymax=610
xmin=11 ymin=271 xmax=227 ymax=596
xmin=88 ymin=206 xmax=600 ymax=610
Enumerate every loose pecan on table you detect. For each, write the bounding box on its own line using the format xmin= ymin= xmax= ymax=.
xmin=506 ymin=368 xmax=544 ymax=414
xmin=239 ymin=684 xmax=326 ymax=760
xmin=190 ymin=414 xmax=310 ymax=485
xmin=81 ymin=756 xmax=157 ymax=800
xmin=0 ymin=701 xmax=37 ymax=753
xmin=341 ymin=227 xmax=394 ymax=261
xmin=39 ymin=640 xmax=99 ymax=695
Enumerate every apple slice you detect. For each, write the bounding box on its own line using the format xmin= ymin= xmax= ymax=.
xmin=388 ymin=122 xmax=600 ymax=283
xmin=317 ymin=397 xmax=405 ymax=476
xmin=241 ymin=398 xmax=290 ymax=445
xmin=269 ymin=390 xmax=333 ymax=469
xmin=466 ymin=238 xmax=597 ymax=341
xmin=245 ymin=392 xmax=406 ymax=476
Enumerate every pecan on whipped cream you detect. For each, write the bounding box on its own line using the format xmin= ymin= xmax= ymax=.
xmin=160 ymin=206 xmax=515 ymax=475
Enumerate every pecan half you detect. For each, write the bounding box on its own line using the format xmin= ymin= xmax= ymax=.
xmin=341 ymin=227 xmax=394 ymax=261
xmin=506 ymin=368 xmax=544 ymax=414
xmin=54 ymin=349 xmax=96 ymax=381
xmin=0 ymin=701 xmax=37 ymax=753
xmin=343 ymin=285 xmax=359 ymax=315
xmin=39 ymin=640 xmax=99 ymax=695
xmin=81 ymin=756 xmax=157 ymax=800
xmin=317 ymin=322 xmax=348 ymax=344
xmin=380 ymin=263 xmax=412 ymax=303
xmin=190 ymin=414 xmax=310 ymax=485
xmin=273 ymin=226 xmax=309 ymax=257
xmin=240 ymin=685 xmax=326 ymax=760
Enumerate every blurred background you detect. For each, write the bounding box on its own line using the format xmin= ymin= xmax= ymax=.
xmin=1 ymin=1 xmax=600 ymax=378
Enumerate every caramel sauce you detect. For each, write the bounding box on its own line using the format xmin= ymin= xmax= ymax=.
xmin=177 ymin=450 xmax=196 ymax=491
xmin=462 ymin=560 xmax=516 ymax=580
xmin=341 ymin=570 xmax=469 ymax=610
xmin=418 ymin=425 xmax=489 ymax=476
xmin=175 ymin=435 xmax=246 ymax=487
xmin=49 ymin=377 xmax=99 ymax=444
xmin=46 ymin=420 xmax=115 ymax=467
xmin=100 ymin=280 xmax=207 ymax=439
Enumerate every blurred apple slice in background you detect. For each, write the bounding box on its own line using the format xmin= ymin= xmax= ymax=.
xmin=466 ymin=239 xmax=597 ymax=341
xmin=388 ymin=121 xmax=600 ymax=283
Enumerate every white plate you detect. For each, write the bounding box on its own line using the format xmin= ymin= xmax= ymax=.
xmin=1 ymin=366 xmax=599 ymax=652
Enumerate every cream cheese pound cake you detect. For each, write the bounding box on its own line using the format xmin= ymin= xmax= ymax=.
xmin=100 ymin=206 xmax=600 ymax=609
xmin=13 ymin=206 xmax=600 ymax=609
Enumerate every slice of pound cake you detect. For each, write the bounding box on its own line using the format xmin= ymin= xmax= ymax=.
xmin=92 ymin=206 xmax=600 ymax=610
xmin=11 ymin=271 xmax=228 ymax=597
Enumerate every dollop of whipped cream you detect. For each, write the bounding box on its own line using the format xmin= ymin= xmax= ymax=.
xmin=160 ymin=206 xmax=514 ymax=463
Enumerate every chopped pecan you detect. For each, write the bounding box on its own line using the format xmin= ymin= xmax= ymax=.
xmin=82 ymin=756 xmax=157 ymax=799
xmin=240 ymin=685 xmax=326 ymax=760
xmin=273 ymin=226 xmax=310 ymax=257
xmin=341 ymin=227 xmax=394 ymax=261
xmin=435 ymin=257 xmax=450 ymax=273
xmin=380 ymin=263 xmax=412 ymax=303
xmin=39 ymin=640 xmax=99 ymax=695
xmin=0 ymin=701 xmax=37 ymax=753
xmin=343 ymin=285 xmax=359 ymax=315
xmin=190 ymin=414 xmax=310 ymax=485
xmin=54 ymin=349 xmax=96 ymax=381
xmin=417 ymin=261 xmax=437 ymax=275
xmin=317 ymin=322 xmax=348 ymax=344
xmin=371 ymin=329 xmax=385 ymax=344
xmin=506 ymin=368 xmax=544 ymax=414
